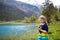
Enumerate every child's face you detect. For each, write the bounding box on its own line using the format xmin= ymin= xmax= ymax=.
xmin=40 ymin=18 xmax=45 ymax=23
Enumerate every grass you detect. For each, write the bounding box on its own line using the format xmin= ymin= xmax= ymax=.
xmin=0 ymin=23 xmax=60 ymax=40
xmin=49 ymin=23 xmax=60 ymax=40
xmin=0 ymin=29 xmax=38 ymax=40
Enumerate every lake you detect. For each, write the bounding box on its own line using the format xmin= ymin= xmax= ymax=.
xmin=0 ymin=24 xmax=36 ymax=37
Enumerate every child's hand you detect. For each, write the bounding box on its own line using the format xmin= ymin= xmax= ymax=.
xmin=37 ymin=26 xmax=41 ymax=30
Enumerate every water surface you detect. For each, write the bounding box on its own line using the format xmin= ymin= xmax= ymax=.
xmin=0 ymin=24 xmax=36 ymax=37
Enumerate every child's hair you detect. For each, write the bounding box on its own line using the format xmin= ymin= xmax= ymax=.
xmin=39 ymin=15 xmax=48 ymax=25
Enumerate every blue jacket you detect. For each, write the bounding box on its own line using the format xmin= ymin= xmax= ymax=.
xmin=40 ymin=23 xmax=48 ymax=33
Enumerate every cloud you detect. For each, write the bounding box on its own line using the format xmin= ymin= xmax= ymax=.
xmin=16 ymin=0 xmax=45 ymax=5
xmin=16 ymin=0 xmax=60 ymax=6
xmin=50 ymin=0 xmax=60 ymax=6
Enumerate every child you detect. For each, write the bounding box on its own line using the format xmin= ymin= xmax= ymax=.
xmin=37 ymin=15 xmax=48 ymax=40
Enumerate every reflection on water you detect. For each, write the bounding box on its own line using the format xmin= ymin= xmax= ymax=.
xmin=0 ymin=24 xmax=36 ymax=37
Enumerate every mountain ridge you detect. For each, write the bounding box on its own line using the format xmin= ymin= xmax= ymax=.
xmin=0 ymin=0 xmax=41 ymax=21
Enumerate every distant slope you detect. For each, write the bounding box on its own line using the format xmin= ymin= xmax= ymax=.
xmin=0 ymin=0 xmax=41 ymax=21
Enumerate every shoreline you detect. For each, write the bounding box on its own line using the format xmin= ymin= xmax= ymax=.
xmin=0 ymin=22 xmax=38 ymax=25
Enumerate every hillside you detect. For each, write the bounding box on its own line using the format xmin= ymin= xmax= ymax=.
xmin=0 ymin=0 xmax=41 ymax=21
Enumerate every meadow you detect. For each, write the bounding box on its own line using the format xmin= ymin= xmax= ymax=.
xmin=0 ymin=22 xmax=60 ymax=40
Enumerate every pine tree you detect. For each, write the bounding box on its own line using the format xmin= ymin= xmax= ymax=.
xmin=42 ymin=0 xmax=58 ymax=23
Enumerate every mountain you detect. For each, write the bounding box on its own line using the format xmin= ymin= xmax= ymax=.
xmin=55 ymin=5 xmax=60 ymax=10
xmin=0 ymin=0 xmax=41 ymax=21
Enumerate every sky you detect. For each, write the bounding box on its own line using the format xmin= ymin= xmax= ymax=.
xmin=16 ymin=0 xmax=60 ymax=6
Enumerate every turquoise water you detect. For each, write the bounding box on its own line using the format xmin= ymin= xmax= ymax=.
xmin=0 ymin=24 xmax=36 ymax=37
